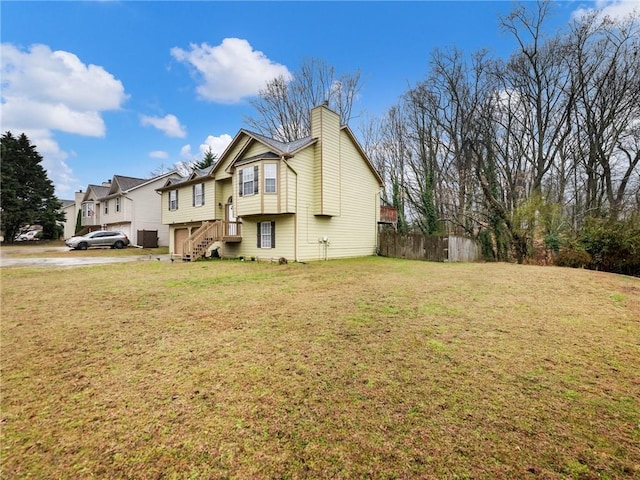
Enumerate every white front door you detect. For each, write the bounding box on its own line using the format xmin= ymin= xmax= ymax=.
xmin=226 ymin=199 xmax=237 ymax=236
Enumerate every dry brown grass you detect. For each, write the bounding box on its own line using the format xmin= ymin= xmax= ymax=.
xmin=1 ymin=257 xmax=639 ymax=479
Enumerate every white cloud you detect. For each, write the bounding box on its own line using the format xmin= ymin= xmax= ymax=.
xmin=180 ymin=144 xmax=193 ymax=160
xmin=149 ymin=150 xmax=169 ymax=159
xmin=1 ymin=43 xmax=127 ymax=136
xmin=140 ymin=114 xmax=187 ymax=138
xmin=572 ymin=0 xmax=639 ymax=21
xmin=200 ymin=134 xmax=233 ymax=157
xmin=177 ymin=134 xmax=233 ymax=164
xmin=171 ymin=38 xmax=292 ymax=103
xmin=0 ymin=43 xmax=127 ymax=195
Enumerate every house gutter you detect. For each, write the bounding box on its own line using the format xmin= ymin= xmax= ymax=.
xmin=281 ymin=156 xmax=298 ymax=262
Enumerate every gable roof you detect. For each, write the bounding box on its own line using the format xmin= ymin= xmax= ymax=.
xmin=82 ymin=185 xmax=110 ymax=202
xmin=214 ymin=129 xmax=317 ymax=175
xmin=155 ymin=166 xmax=213 ymax=192
xmin=241 ymin=130 xmax=316 ymax=156
xmin=207 ymin=105 xmax=384 ymax=187
xmin=110 ymin=175 xmax=147 ymax=194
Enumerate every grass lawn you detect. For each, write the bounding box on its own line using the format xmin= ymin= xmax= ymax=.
xmin=1 ymin=257 xmax=638 ymax=479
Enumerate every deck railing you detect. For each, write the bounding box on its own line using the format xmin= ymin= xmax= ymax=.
xmin=181 ymin=220 xmax=243 ymax=260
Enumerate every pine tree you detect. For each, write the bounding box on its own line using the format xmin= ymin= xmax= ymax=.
xmin=192 ymin=147 xmax=217 ymax=171
xmin=1 ymin=132 xmax=65 ymax=242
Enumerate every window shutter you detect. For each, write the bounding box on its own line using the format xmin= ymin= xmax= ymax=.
xmin=192 ymin=185 xmax=195 ymax=206
xmin=176 ymin=190 xmax=178 ymax=209
xmin=201 ymin=183 xmax=205 ymax=205
xmin=271 ymin=221 xmax=276 ymax=248
xmin=256 ymin=222 xmax=261 ymax=248
xmin=168 ymin=192 xmax=171 ymax=210
xmin=238 ymin=169 xmax=243 ymax=197
xmin=254 ymin=165 xmax=259 ymax=194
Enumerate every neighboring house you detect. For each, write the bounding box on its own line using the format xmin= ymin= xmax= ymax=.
xmin=59 ymin=190 xmax=85 ymax=239
xmin=157 ymin=104 xmax=384 ymax=262
xmin=79 ymin=183 xmax=110 ymax=231
xmin=81 ymin=172 xmax=180 ymax=246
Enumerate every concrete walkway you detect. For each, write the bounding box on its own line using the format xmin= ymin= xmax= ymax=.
xmin=0 ymin=246 xmax=171 ymax=268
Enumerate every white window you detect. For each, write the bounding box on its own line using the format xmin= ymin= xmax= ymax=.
xmin=103 ymin=200 xmax=109 ymax=215
xmin=264 ymin=164 xmax=277 ymax=193
xmin=257 ymin=221 xmax=275 ymax=249
xmin=239 ymin=166 xmax=259 ymax=197
xmin=169 ymin=190 xmax=178 ymax=211
xmin=83 ymin=203 xmax=94 ymax=218
xmin=193 ymin=183 xmax=204 ymax=207
xmin=115 ymin=197 xmax=121 ymax=213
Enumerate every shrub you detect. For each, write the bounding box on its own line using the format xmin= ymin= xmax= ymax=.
xmin=579 ymin=216 xmax=640 ymax=276
xmin=555 ymin=248 xmax=592 ymax=269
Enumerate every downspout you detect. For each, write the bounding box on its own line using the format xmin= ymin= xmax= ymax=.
xmin=282 ymin=156 xmax=298 ymax=262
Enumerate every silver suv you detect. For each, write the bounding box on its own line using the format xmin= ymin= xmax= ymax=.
xmin=65 ymin=230 xmax=130 ymax=250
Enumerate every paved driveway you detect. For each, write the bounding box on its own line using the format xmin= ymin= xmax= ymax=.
xmin=0 ymin=246 xmax=170 ymax=268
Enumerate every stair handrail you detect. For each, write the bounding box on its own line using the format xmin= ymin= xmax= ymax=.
xmin=182 ymin=221 xmax=222 ymax=258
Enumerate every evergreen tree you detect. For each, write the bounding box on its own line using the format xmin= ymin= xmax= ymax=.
xmin=192 ymin=148 xmax=217 ymax=171
xmin=1 ymin=132 xmax=65 ymax=241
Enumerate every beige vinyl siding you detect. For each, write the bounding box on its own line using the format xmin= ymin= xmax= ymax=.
xmin=288 ymin=147 xmax=321 ymax=261
xmin=235 ymin=161 xmax=262 ymax=216
xmin=244 ymin=142 xmax=271 ymax=158
xmin=281 ymin=158 xmax=296 ymax=214
xmin=262 ymin=162 xmax=279 ymax=214
xmin=215 ymin=179 xmax=233 ymax=219
xmin=311 ymin=106 xmax=341 ymax=216
xmin=162 ymin=180 xmax=215 ymax=225
xmin=292 ymin=128 xmax=380 ymax=262
xmin=234 ymin=215 xmax=295 ymax=261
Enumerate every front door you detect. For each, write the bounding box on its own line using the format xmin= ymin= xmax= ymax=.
xmin=226 ymin=198 xmax=237 ymax=236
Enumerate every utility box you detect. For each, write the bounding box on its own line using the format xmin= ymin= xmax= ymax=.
xmin=137 ymin=230 xmax=158 ymax=248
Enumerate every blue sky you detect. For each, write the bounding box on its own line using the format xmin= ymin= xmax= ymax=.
xmin=1 ymin=0 xmax=635 ymax=199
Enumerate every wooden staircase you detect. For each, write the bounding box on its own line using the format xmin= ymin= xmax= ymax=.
xmin=182 ymin=221 xmax=222 ymax=262
xmin=181 ymin=220 xmax=242 ymax=261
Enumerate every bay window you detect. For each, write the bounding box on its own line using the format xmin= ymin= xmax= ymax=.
xmin=264 ymin=164 xmax=277 ymax=193
xmin=239 ymin=165 xmax=259 ymax=196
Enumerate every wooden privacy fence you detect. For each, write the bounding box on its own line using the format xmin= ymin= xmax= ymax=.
xmin=378 ymin=232 xmax=481 ymax=262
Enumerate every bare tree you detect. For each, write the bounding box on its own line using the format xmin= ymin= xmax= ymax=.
xmin=359 ymin=108 xmax=411 ymax=233
xmin=245 ymin=58 xmax=363 ymax=141
xmin=499 ymin=1 xmax=574 ymax=195
xmin=566 ymin=9 xmax=640 ymax=220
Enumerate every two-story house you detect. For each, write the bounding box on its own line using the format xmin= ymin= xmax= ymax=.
xmin=80 ymin=172 xmax=179 ymax=247
xmin=158 ymin=105 xmax=384 ymax=262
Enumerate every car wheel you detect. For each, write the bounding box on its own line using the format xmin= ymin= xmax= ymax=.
xmin=114 ymin=241 xmax=124 ymax=249
xmin=78 ymin=242 xmax=88 ymax=250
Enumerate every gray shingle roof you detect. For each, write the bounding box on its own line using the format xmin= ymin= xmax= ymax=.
xmin=113 ymin=175 xmax=147 ymax=192
xmin=242 ymin=129 xmax=315 ymax=155
xmin=87 ymin=185 xmax=110 ymax=199
xmin=234 ymin=151 xmax=280 ymax=167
